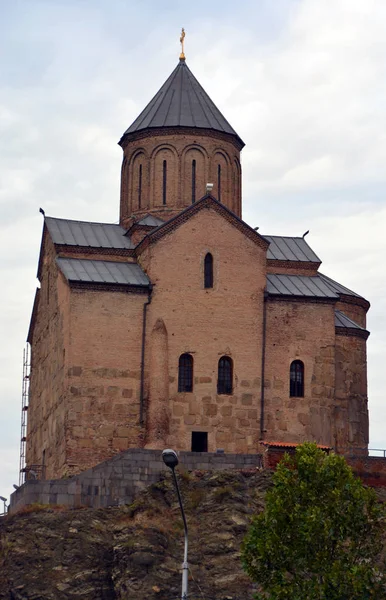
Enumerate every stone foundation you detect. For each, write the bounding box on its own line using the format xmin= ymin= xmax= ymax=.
xmin=10 ymin=448 xmax=262 ymax=514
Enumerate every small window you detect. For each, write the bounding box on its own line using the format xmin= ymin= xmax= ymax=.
xmin=204 ymin=253 xmax=213 ymax=289
xmin=192 ymin=431 xmax=208 ymax=452
xmin=290 ymin=360 xmax=304 ymax=397
xmin=217 ymin=164 xmax=221 ymax=202
xmin=217 ymin=356 xmax=233 ymax=395
xmin=178 ymin=353 xmax=193 ymax=392
xmin=162 ymin=159 xmax=167 ymax=205
xmin=192 ymin=159 xmax=196 ymax=204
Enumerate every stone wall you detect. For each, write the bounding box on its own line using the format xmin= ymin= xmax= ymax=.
xmin=264 ymin=299 xmax=336 ymax=448
xmin=26 ymin=233 xmax=70 ymax=478
xmin=10 ymin=448 xmax=263 ymax=514
xmin=65 ymin=287 xmax=147 ymax=475
xmin=334 ymin=332 xmax=369 ymax=453
xmin=138 ymin=206 xmax=267 ymax=453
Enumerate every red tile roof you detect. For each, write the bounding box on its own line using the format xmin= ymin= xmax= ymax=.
xmin=261 ymin=441 xmax=331 ymax=450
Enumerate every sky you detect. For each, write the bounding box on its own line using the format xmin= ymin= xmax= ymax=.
xmin=1 ymin=0 xmax=386 ymax=505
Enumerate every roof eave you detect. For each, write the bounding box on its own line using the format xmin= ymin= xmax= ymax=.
xmin=335 ymin=326 xmax=370 ymax=340
xmin=267 ymin=293 xmax=337 ymax=303
xmin=134 ymin=194 xmax=269 ymax=255
xmin=118 ymin=125 xmax=245 ymax=151
xmin=68 ymin=281 xmax=150 ymax=294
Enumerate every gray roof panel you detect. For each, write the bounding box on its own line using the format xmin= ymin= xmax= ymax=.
xmin=123 ymin=60 xmax=242 ymax=144
xmin=267 ymin=274 xmax=339 ymax=298
xmin=335 ymin=310 xmax=365 ymax=330
xmin=264 ymin=236 xmax=321 ymax=263
xmin=319 ymin=273 xmax=363 ymax=299
xmin=46 ymin=217 xmax=134 ymax=249
xmin=57 ymin=258 xmax=150 ymax=286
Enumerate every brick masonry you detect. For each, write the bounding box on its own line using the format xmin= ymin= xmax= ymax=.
xmin=10 ymin=448 xmax=263 ymax=513
xmin=119 ymin=130 xmax=242 ymax=226
xmin=25 ymin=89 xmax=371 ymax=482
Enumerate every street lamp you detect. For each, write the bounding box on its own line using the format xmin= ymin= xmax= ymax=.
xmin=0 ymin=496 xmax=7 ymax=515
xmin=162 ymin=449 xmax=188 ymax=600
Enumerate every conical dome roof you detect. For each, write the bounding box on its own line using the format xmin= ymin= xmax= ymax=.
xmin=121 ymin=59 xmax=244 ymax=147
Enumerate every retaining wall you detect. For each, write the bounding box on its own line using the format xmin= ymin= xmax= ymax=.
xmin=10 ymin=448 xmax=262 ymax=513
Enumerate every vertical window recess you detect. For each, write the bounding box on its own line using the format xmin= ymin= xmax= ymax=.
xmin=217 ymin=356 xmax=233 ymax=395
xmin=178 ymin=353 xmax=193 ymax=392
xmin=290 ymin=360 xmax=304 ymax=397
xmin=217 ymin=164 xmax=221 ymax=202
xmin=138 ymin=164 xmax=142 ymax=209
xmin=204 ymin=253 xmax=213 ymax=289
xmin=192 ymin=159 xmax=196 ymax=204
xmin=162 ymin=159 xmax=167 ymax=205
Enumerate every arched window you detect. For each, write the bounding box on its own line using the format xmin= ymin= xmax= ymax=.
xmin=138 ymin=163 xmax=142 ymax=209
xmin=162 ymin=159 xmax=167 ymax=205
xmin=290 ymin=360 xmax=304 ymax=397
xmin=204 ymin=253 xmax=213 ymax=289
xmin=217 ymin=356 xmax=233 ymax=395
xmin=192 ymin=159 xmax=196 ymax=204
xmin=217 ymin=164 xmax=221 ymax=202
xmin=178 ymin=353 xmax=193 ymax=392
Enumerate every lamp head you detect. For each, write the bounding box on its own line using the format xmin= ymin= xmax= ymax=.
xmin=162 ymin=449 xmax=179 ymax=470
xmin=205 ymin=183 xmax=214 ymax=194
xmin=0 ymin=496 xmax=7 ymax=502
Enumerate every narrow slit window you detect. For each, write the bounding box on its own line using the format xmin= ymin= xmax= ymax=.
xmin=162 ymin=159 xmax=167 ymax=205
xmin=178 ymin=353 xmax=193 ymax=392
xmin=192 ymin=159 xmax=196 ymax=204
xmin=290 ymin=360 xmax=304 ymax=397
xmin=217 ymin=356 xmax=233 ymax=395
xmin=217 ymin=164 xmax=221 ymax=202
xmin=138 ymin=164 xmax=142 ymax=209
xmin=204 ymin=253 xmax=213 ymax=289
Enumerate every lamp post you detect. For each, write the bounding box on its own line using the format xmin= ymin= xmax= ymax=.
xmin=0 ymin=496 xmax=7 ymax=515
xmin=162 ymin=449 xmax=188 ymax=600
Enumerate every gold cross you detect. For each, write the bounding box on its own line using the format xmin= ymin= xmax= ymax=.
xmin=180 ymin=27 xmax=186 ymax=60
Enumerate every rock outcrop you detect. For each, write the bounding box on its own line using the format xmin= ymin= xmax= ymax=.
xmin=0 ymin=470 xmax=271 ymax=600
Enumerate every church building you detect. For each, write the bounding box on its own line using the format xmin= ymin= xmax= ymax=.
xmin=25 ymin=45 xmax=370 ymax=480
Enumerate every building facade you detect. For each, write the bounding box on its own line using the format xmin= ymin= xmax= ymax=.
xmin=25 ymin=56 xmax=370 ymax=480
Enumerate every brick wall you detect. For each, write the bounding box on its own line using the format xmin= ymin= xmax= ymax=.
xmin=10 ymin=449 xmax=263 ymax=513
xmin=119 ymin=130 xmax=242 ymax=226
xmin=347 ymin=456 xmax=386 ymax=487
xmin=26 ymin=234 xmax=70 ymax=478
xmin=334 ymin=333 xmax=369 ymax=453
xmin=64 ymin=287 xmax=147 ymax=474
xmin=263 ymin=299 xmax=336 ymax=448
xmin=138 ymin=207 xmax=267 ymax=454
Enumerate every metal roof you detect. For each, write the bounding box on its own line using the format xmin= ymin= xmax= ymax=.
xmin=266 ymin=274 xmax=338 ymax=298
xmin=56 ymin=258 xmax=150 ymax=286
xmin=122 ymin=59 xmax=243 ymax=144
xmin=318 ymin=273 xmax=363 ymax=299
xmin=335 ymin=310 xmax=365 ymax=330
xmin=137 ymin=214 xmax=165 ymax=227
xmin=264 ymin=235 xmax=321 ymax=263
xmin=45 ymin=217 xmax=134 ymax=249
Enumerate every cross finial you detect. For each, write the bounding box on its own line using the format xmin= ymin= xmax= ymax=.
xmin=179 ymin=27 xmax=186 ymax=60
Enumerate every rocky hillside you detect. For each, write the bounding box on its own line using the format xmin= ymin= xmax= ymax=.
xmin=0 ymin=469 xmax=271 ymax=600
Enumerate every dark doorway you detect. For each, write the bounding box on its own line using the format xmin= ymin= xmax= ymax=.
xmin=191 ymin=431 xmax=208 ymax=452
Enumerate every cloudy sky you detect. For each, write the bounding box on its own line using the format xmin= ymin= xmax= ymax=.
xmin=1 ymin=0 xmax=385 ymax=504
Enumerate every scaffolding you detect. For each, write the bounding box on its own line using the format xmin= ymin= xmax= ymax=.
xmin=19 ymin=344 xmax=30 ymax=486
